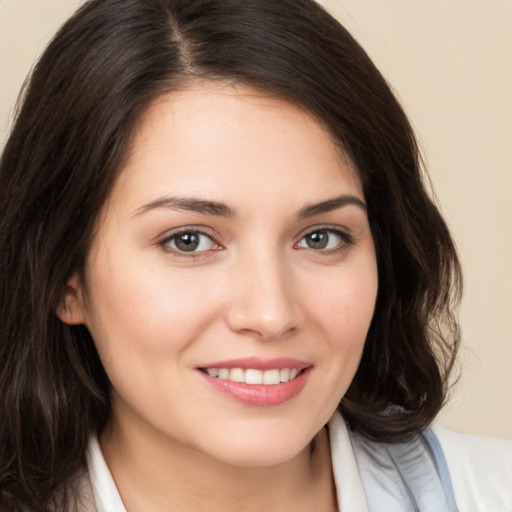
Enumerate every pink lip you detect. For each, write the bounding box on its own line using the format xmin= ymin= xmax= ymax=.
xmin=198 ymin=357 xmax=311 ymax=371
xmin=197 ymin=358 xmax=313 ymax=407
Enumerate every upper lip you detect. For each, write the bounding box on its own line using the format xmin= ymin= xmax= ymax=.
xmin=198 ymin=357 xmax=312 ymax=371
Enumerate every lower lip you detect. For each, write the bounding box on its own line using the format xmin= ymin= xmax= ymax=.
xmin=199 ymin=368 xmax=311 ymax=407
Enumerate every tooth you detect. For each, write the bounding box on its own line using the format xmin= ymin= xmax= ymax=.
xmin=280 ymin=368 xmax=290 ymax=383
xmin=229 ymin=368 xmax=245 ymax=382
xmin=263 ymin=369 xmax=280 ymax=385
xmin=208 ymin=367 xmax=300 ymax=384
xmin=245 ymin=369 xmax=263 ymax=384
xmin=218 ymin=368 xmax=229 ymax=380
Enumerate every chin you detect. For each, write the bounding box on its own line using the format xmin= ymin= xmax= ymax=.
xmin=194 ymin=424 xmax=318 ymax=468
xmin=210 ymin=445 xmax=307 ymax=468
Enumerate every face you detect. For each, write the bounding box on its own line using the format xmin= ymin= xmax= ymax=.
xmin=63 ymin=83 xmax=378 ymax=467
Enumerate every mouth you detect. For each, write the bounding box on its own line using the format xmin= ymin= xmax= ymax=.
xmin=197 ymin=358 xmax=312 ymax=407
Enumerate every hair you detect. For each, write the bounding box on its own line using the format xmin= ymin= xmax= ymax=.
xmin=0 ymin=0 xmax=461 ymax=509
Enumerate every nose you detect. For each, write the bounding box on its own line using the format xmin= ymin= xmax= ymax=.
xmin=224 ymin=250 xmax=301 ymax=340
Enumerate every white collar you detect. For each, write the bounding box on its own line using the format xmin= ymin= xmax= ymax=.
xmin=328 ymin=411 xmax=370 ymax=511
xmin=86 ymin=435 xmax=125 ymax=512
xmin=86 ymin=411 xmax=369 ymax=512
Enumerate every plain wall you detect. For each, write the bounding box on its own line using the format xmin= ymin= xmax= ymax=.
xmin=1 ymin=0 xmax=511 ymax=439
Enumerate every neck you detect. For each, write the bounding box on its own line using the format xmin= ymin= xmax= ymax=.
xmin=100 ymin=407 xmax=337 ymax=512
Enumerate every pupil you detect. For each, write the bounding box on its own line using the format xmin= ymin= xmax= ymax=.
xmin=307 ymin=231 xmax=328 ymax=249
xmin=176 ymin=233 xmax=199 ymax=251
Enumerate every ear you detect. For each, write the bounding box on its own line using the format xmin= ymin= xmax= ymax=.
xmin=56 ymin=273 xmax=87 ymax=325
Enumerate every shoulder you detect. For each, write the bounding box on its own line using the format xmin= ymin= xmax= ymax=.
xmin=432 ymin=425 xmax=512 ymax=512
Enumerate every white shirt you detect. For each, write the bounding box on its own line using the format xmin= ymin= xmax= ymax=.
xmin=85 ymin=412 xmax=512 ymax=512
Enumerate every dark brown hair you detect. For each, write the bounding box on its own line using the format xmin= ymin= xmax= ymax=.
xmin=0 ymin=0 xmax=461 ymax=509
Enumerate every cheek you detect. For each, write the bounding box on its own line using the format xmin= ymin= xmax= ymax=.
xmin=82 ymin=262 xmax=226 ymax=421
xmin=82 ymin=250 xmax=226 ymax=372
xmin=283 ymin=259 xmax=378 ymax=431
xmin=307 ymin=257 xmax=378 ymax=393
xmin=314 ymin=261 xmax=378 ymax=340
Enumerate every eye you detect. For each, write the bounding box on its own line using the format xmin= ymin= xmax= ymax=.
xmin=161 ymin=230 xmax=219 ymax=253
xmin=296 ymin=228 xmax=353 ymax=252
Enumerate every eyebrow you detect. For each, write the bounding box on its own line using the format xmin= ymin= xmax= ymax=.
xmin=297 ymin=194 xmax=366 ymax=219
xmin=133 ymin=193 xmax=366 ymax=219
xmin=133 ymin=196 xmax=236 ymax=218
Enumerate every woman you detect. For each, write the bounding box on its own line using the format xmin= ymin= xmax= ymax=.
xmin=0 ymin=0 xmax=510 ymax=510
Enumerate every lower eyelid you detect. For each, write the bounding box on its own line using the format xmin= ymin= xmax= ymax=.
xmin=158 ymin=229 xmax=220 ymax=252
xmin=297 ymin=228 xmax=354 ymax=248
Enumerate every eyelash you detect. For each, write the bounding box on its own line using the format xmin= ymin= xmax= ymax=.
xmin=295 ymin=227 xmax=355 ymax=256
xmin=158 ymin=228 xmax=222 ymax=258
xmin=157 ymin=226 xmax=355 ymax=258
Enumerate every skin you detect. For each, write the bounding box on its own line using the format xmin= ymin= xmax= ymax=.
xmin=60 ymin=83 xmax=378 ymax=511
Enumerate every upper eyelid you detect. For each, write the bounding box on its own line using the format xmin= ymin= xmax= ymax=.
xmin=296 ymin=224 xmax=353 ymax=240
xmin=158 ymin=226 xmax=220 ymax=244
xmin=157 ymin=229 xmax=223 ymax=259
xmin=296 ymin=226 xmax=356 ymax=250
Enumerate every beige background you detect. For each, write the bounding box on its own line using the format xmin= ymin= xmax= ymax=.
xmin=1 ymin=0 xmax=511 ymax=439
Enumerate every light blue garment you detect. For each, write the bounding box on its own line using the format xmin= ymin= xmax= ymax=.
xmin=349 ymin=428 xmax=459 ymax=512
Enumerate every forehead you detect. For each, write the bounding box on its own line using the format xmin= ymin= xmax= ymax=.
xmin=110 ymin=82 xmax=363 ymax=214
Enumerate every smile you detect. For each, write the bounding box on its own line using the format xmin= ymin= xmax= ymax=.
xmin=198 ymin=358 xmax=312 ymax=407
xmin=203 ymin=367 xmax=301 ymax=385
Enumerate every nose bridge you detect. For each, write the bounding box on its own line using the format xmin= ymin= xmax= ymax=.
xmin=226 ymin=244 xmax=299 ymax=339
